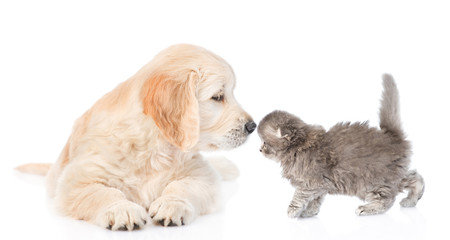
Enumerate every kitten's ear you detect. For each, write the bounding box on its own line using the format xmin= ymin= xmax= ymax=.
xmin=279 ymin=126 xmax=306 ymax=142
xmin=276 ymin=128 xmax=291 ymax=141
xmin=275 ymin=128 xmax=286 ymax=138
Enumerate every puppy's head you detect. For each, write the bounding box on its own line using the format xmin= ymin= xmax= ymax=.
xmin=257 ymin=110 xmax=308 ymax=160
xmin=141 ymin=44 xmax=255 ymax=152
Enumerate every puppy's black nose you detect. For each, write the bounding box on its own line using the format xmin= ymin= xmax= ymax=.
xmin=245 ymin=121 xmax=257 ymax=134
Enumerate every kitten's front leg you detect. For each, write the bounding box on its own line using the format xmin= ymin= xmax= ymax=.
xmin=287 ymin=187 xmax=325 ymax=218
xmin=300 ymin=194 xmax=326 ymax=217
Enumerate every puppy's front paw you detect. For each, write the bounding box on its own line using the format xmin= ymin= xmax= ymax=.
xmin=287 ymin=205 xmax=303 ymax=218
xmin=95 ymin=200 xmax=147 ymax=231
xmin=149 ymin=196 xmax=195 ymax=227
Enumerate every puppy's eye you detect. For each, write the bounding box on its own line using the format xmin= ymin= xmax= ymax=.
xmin=211 ymin=94 xmax=224 ymax=102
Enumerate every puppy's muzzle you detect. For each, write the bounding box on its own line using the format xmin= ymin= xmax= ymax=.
xmin=245 ymin=121 xmax=257 ymax=134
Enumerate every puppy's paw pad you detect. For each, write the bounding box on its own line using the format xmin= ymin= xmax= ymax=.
xmin=400 ymin=198 xmax=417 ymax=208
xmin=96 ymin=200 xmax=147 ymax=231
xmin=149 ymin=196 xmax=194 ymax=227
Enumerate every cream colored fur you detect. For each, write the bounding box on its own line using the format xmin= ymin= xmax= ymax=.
xmin=17 ymin=44 xmax=253 ymax=230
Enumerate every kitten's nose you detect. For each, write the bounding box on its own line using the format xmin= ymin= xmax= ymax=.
xmin=245 ymin=121 xmax=257 ymax=134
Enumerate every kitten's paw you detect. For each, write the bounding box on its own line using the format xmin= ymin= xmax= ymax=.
xmin=287 ymin=205 xmax=303 ymax=218
xmin=149 ymin=196 xmax=195 ymax=227
xmin=300 ymin=207 xmax=319 ymax=218
xmin=355 ymin=205 xmax=386 ymax=216
xmin=95 ymin=200 xmax=147 ymax=231
xmin=400 ymin=198 xmax=417 ymax=208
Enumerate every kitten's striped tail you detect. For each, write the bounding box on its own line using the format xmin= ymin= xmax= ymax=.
xmin=379 ymin=74 xmax=405 ymax=139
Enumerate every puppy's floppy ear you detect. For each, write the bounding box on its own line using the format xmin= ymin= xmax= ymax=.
xmin=141 ymin=71 xmax=199 ymax=151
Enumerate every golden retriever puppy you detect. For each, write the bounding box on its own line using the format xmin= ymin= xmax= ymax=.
xmin=17 ymin=44 xmax=256 ymax=230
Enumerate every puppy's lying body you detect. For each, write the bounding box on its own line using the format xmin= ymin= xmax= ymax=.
xmin=17 ymin=44 xmax=256 ymax=230
xmin=258 ymin=75 xmax=424 ymax=218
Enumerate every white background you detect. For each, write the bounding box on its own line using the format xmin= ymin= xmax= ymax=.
xmin=1 ymin=1 xmax=449 ymax=239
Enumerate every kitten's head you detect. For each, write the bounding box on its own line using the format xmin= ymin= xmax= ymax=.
xmin=257 ymin=110 xmax=308 ymax=161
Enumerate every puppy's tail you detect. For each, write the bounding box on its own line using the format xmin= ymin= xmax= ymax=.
xmin=15 ymin=163 xmax=52 ymax=176
xmin=207 ymin=157 xmax=240 ymax=181
xmin=379 ymin=74 xmax=405 ymax=139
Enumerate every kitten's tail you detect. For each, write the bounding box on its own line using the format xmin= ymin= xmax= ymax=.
xmin=379 ymin=74 xmax=405 ymax=139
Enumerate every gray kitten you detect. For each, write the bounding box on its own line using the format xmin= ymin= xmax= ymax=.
xmin=257 ymin=74 xmax=424 ymax=218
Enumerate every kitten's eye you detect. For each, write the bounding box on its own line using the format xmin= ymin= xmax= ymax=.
xmin=211 ymin=94 xmax=224 ymax=102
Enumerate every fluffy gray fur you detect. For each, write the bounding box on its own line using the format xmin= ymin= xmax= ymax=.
xmin=257 ymin=74 xmax=424 ymax=218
